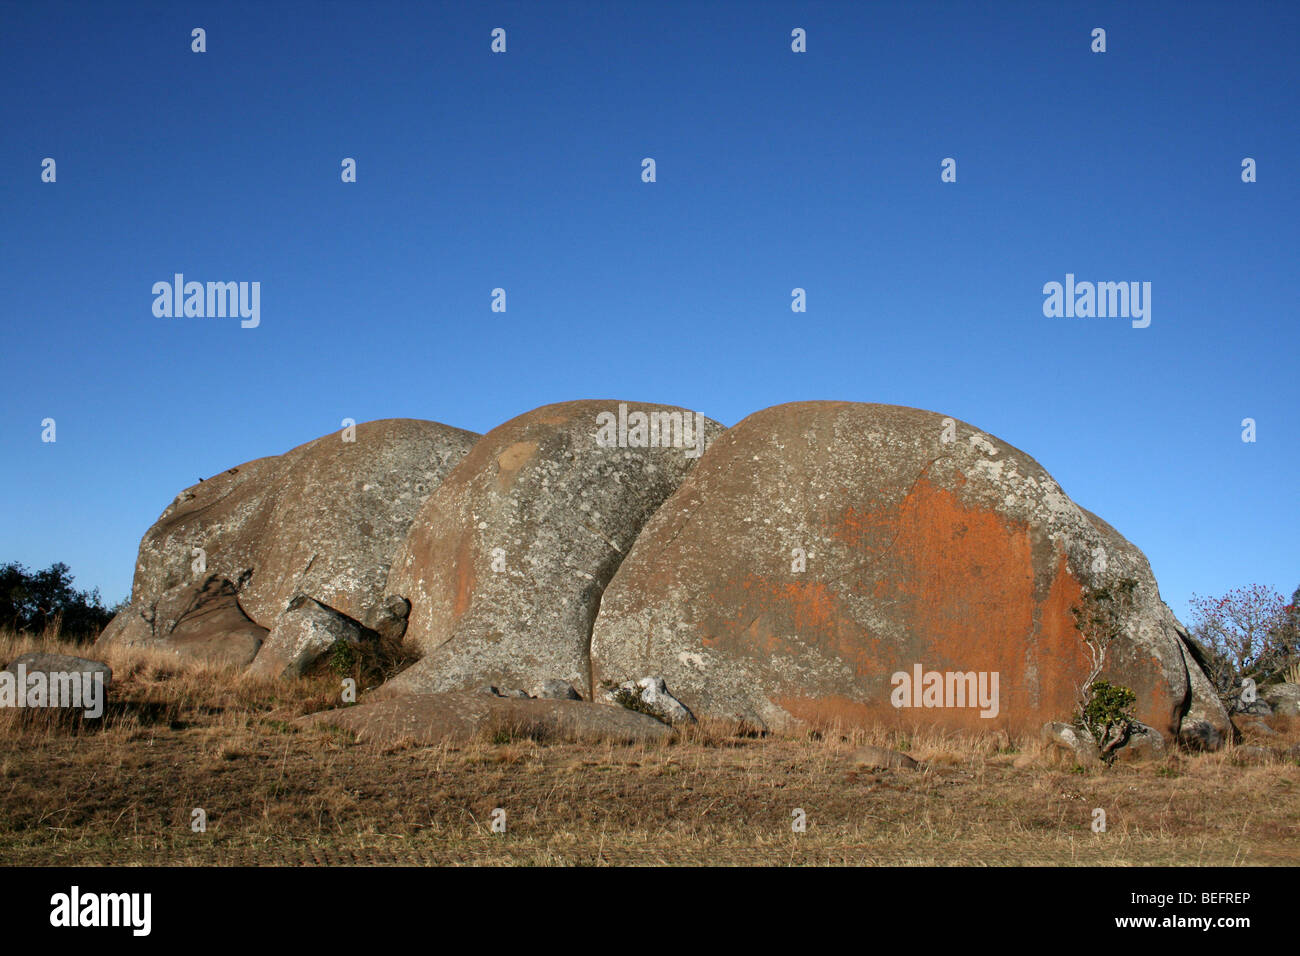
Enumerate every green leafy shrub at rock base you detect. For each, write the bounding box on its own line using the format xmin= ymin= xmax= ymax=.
xmin=1076 ymin=679 xmax=1136 ymax=763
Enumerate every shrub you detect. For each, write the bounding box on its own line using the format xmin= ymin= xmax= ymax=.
xmin=610 ymin=684 xmax=658 ymax=717
xmin=328 ymin=639 xmax=358 ymax=676
xmin=1077 ymin=679 xmax=1136 ymax=760
xmin=308 ymin=632 xmax=419 ymax=692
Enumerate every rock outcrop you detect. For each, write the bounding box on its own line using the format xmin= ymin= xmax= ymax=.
xmin=1113 ymin=721 xmax=1167 ymax=763
xmin=94 ymin=400 xmax=1230 ymax=752
xmin=236 ymin=419 xmax=479 ymax=626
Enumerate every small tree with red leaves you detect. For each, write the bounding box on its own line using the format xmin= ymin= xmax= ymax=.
xmin=1188 ymin=584 xmax=1294 ymax=711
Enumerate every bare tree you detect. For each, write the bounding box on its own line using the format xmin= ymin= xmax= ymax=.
xmin=1189 ymin=584 xmax=1291 ymax=711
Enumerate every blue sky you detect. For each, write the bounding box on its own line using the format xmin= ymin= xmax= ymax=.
xmin=2 ymin=0 xmax=1296 ymax=620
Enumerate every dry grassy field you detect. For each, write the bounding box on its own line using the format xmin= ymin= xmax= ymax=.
xmin=2 ymin=629 xmax=1298 ymax=867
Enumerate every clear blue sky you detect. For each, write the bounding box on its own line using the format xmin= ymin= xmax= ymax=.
xmin=2 ymin=1 xmax=1296 ymax=620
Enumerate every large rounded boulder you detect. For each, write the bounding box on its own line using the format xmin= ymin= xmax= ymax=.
xmin=383 ymin=400 xmax=724 ymax=699
xmin=97 ymin=419 xmax=479 ymax=659
xmin=590 ymin=401 xmax=1230 ymax=743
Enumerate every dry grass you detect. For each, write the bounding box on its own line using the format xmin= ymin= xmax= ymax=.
xmin=2 ymin=630 xmax=1298 ymax=866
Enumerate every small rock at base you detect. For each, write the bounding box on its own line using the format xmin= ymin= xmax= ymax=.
xmin=532 ymin=679 xmax=581 ymax=700
xmin=848 ymin=745 xmax=919 ymax=771
xmin=1041 ymin=721 xmax=1102 ymax=769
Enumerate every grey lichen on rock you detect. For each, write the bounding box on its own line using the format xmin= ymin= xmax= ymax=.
xmin=382 ymin=400 xmax=724 ymax=700
xmin=119 ymin=419 xmax=479 ymax=634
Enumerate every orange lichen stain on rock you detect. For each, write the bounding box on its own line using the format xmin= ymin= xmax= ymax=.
xmin=777 ymin=694 xmax=876 ymax=728
xmin=834 ymin=474 xmax=1037 ymax=640
xmin=1033 ymin=555 xmax=1180 ymax=736
xmin=451 ymin=533 xmax=476 ymax=621
xmin=1104 ymin=649 xmax=1182 ymax=737
xmin=1027 ymin=549 xmax=1092 ymax=724
xmin=827 ymin=475 xmax=1097 ymax=733
xmin=899 ymin=481 xmax=1089 ymax=733
xmin=703 ymin=575 xmax=887 ymax=678
xmin=831 ymin=502 xmax=894 ymax=554
xmin=1129 ymin=674 xmax=1180 ymax=737
xmin=767 ymin=578 xmax=838 ymax=632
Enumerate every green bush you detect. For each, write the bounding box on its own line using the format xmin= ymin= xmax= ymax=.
xmin=328 ymin=639 xmax=358 ymax=676
xmin=1077 ymin=679 xmax=1136 ymax=762
xmin=610 ymin=684 xmax=658 ymax=717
